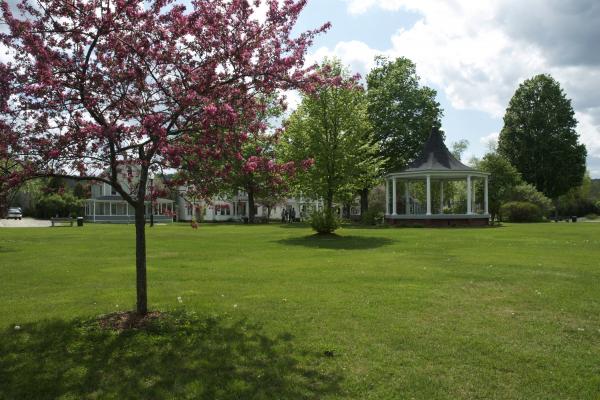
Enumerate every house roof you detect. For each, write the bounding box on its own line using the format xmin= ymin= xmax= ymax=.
xmin=400 ymin=128 xmax=476 ymax=173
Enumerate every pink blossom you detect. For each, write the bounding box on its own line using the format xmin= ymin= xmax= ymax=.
xmin=204 ymin=104 xmax=218 ymax=115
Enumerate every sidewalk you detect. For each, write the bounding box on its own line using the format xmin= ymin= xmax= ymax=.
xmin=0 ymin=218 xmax=51 ymax=228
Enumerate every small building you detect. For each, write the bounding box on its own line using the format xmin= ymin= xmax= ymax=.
xmin=384 ymin=128 xmax=490 ymax=226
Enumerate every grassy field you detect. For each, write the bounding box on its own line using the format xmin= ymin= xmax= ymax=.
xmin=0 ymin=222 xmax=599 ymax=399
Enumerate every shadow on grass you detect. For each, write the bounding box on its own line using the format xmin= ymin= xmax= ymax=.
xmin=277 ymin=223 xmax=312 ymax=229
xmin=0 ymin=312 xmax=341 ymax=400
xmin=338 ymin=224 xmax=390 ymax=230
xmin=277 ymin=234 xmax=394 ymax=250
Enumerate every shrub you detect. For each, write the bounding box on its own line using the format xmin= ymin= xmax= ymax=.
xmin=360 ymin=209 xmax=383 ymax=226
xmin=510 ymin=183 xmax=553 ymax=214
xmin=35 ymin=192 xmax=84 ymax=218
xmin=500 ymin=201 xmax=543 ymax=222
xmin=585 ymin=213 xmax=598 ymax=220
xmin=556 ymin=198 xmax=597 ymax=217
xmin=310 ymin=209 xmax=340 ymax=234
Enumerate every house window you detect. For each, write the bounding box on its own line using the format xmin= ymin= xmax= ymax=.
xmin=215 ymin=204 xmax=231 ymax=216
xmin=114 ymin=203 xmax=126 ymax=215
xmin=98 ymin=202 xmax=110 ymax=215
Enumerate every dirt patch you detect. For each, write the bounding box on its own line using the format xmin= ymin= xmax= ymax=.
xmin=97 ymin=311 xmax=164 ymax=331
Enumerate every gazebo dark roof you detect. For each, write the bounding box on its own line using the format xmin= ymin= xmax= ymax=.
xmin=401 ymin=128 xmax=475 ymax=173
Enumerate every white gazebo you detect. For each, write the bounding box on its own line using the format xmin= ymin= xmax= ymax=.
xmin=385 ymin=128 xmax=490 ymax=226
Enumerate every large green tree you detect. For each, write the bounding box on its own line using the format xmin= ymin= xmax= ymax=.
xmin=280 ymin=60 xmax=382 ymax=231
xmin=472 ymin=153 xmax=521 ymax=224
xmin=498 ymin=74 xmax=587 ymax=199
xmin=366 ymin=56 xmax=443 ymax=172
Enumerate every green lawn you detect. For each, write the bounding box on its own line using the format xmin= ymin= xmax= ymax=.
xmin=1 ymin=222 xmax=599 ymax=399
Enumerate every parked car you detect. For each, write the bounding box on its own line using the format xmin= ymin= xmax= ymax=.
xmin=7 ymin=207 xmax=22 ymax=220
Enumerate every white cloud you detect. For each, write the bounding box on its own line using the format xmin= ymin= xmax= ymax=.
xmin=480 ymin=132 xmax=499 ymax=151
xmin=283 ymin=90 xmax=302 ymax=111
xmin=306 ymin=40 xmax=386 ymax=76
xmin=335 ymin=0 xmax=600 ymax=160
xmin=252 ymin=0 xmax=285 ymax=24
xmin=345 ymin=0 xmax=411 ymax=15
xmin=576 ymin=111 xmax=600 ymax=158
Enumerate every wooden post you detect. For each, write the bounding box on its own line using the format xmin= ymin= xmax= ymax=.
xmin=467 ymin=175 xmax=472 ymax=214
xmin=405 ymin=181 xmax=410 ymax=215
xmin=426 ymin=175 xmax=431 ymax=215
xmin=484 ymin=176 xmax=489 ymax=215
xmin=392 ymin=178 xmax=397 ymax=215
xmin=440 ymin=181 xmax=444 ymax=214
xmin=385 ymin=178 xmax=390 ymax=215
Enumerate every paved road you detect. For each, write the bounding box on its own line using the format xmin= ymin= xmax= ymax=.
xmin=0 ymin=218 xmax=51 ymax=228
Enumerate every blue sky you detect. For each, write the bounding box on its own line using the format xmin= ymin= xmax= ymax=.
xmin=289 ymin=0 xmax=600 ymax=177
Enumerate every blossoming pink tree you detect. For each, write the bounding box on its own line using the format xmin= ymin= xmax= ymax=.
xmin=0 ymin=0 xmax=328 ymax=314
xmin=228 ymin=129 xmax=314 ymax=223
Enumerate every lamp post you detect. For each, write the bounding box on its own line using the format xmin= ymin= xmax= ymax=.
xmin=149 ymin=173 xmax=154 ymax=228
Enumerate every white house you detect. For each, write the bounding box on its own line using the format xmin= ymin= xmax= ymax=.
xmin=176 ymin=189 xmax=326 ymax=222
xmin=84 ymin=167 xmax=174 ymax=223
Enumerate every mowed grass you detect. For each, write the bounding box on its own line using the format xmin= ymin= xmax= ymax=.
xmin=0 ymin=222 xmax=599 ymax=399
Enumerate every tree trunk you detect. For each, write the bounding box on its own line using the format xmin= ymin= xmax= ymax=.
xmin=359 ymin=188 xmax=369 ymax=215
xmin=325 ymin=193 xmax=333 ymax=218
xmin=343 ymin=203 xmax=351 ymax=219
xmin=248 ymin=189 xmax=255 ymax=224
xmin=135 ymin=203 xmax=148 ymax=315
xmin=0 ymin=193 xmax=7 ymax=218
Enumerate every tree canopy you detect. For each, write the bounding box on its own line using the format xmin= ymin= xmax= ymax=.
xmin=472 ymin=153 xmax=521 ymax=224
xmin=498 ymin=74 xmax=587 ymax=199
xmin=280 ymin=60 xmax=382 ymax=232
xmin=366 ymin=56 xmax=443 ymax=172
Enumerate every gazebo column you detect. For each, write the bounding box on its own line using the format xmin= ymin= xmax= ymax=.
xmin=405 ymin=181 xmax=410 ymax=214
xmin=473 ymin=179 xmax=477 ymax=212
xmin=484 ymin=176 xmax=489 ymax=215
xmin=385 ymin=178 xmax=390 ymax=215
xmin=426 ymin=175 xmax=432 ymax=215
xmin=440 ymin=181 xmax=444 ymax=214
xmin=392 ymin=178 xmax=397 ymax=215
xmin=467 ymin=175 xmax=472 ymax=214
